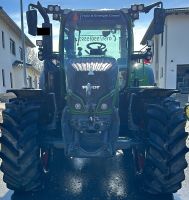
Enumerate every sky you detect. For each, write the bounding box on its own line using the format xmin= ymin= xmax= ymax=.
xmin=1 ymin=0 xmax=189 ymax=51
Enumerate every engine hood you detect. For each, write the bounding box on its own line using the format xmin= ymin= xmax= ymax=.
xmin=65 ymin=57 xmax=118 ymax=113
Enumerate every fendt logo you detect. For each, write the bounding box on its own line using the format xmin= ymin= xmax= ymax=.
xmin=82 ymin=83 xmax=100 ymax=96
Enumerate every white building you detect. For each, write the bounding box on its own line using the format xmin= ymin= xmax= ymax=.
xmin=141 ymin=8 xmax=189 ymax=95
xmin=0 ymin=6 xmax=40 ymax=95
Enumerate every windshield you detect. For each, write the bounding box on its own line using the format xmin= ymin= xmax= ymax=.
xmin=75 ymin=29 xmax=121 ymax=58
xmin=63 ymin=11 xmax=128 ymax=60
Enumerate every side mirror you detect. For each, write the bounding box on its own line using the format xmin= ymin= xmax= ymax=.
xmin=154 ymin=8 xmax=165 ymax=34
xmin=26 ymin=10 xmax=37 ymax=36
xmin=131 ymin=48 xmax=152 ymax=61
xmin=131 ymin=53 xmax=144 ymax=61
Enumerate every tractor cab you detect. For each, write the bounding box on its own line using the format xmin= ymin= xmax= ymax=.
xmin=63 ymin=10 xmax=129 ymax=90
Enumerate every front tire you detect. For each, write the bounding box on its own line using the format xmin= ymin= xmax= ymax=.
xmin=142 ymin=97 xmax=188 ymax=194
xmin=0 ymin=99 xmax=43 ymax=192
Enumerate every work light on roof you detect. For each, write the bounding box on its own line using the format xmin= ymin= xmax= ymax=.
xmin=138 ymin=4 xmax=144 ymax=11
xmin=48 ymin=5 xmax=61 ymax=13
xmin=48 ymin=5 xmax=54 ymax=12
xmin=131 ymin=4 xmax=145 ymax=12
xmin=131 ymin=5 xmax=138 ymax=12
xmin=54 ymin=5 xmax=60 ymax=12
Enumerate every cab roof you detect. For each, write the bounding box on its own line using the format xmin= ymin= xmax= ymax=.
xmin=64 ymin=9 xmax=129 ymax=28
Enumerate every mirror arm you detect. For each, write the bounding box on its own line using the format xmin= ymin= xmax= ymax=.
xmin=131 ymin=50 xmax=152 ymax=61
xmin=143 ymin=1 xmax=163 ymax=13
xmin=37 ymin=1 xmax=50 ymax=23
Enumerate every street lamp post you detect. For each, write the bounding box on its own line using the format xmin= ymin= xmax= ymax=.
xmin=20 ymin=0 xmax=27 ymax=88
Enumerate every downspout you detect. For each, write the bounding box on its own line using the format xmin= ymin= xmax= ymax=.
xmin=164 ymin=22 xmax=168 ymax=88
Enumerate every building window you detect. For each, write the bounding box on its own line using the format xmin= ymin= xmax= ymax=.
xmin=155 ymin=37 xmax=159 ymax=64
xmin=2 ymin=69 xmax=5 ymax=87
xmin=160 ymin=67 xmax=164 ymax=78
xmin=34 ymin=76 xmax=38 ymax=89
xmin=10 ymin=38 xmax=16 ymax=55
xmin=177 ymin=65 xmax=189 ymax=93
xmin=2 ymin=31 xmax=5 ymax=48
xmin=19 ymin=47 xmax=23 ymax=60
xmin=161 ymin=33 xmax=164 ymax=46
xmin=28 ymin=76 xmax=32 ymax=88
xmin=10 ymin=72 xmax=13 ymax=88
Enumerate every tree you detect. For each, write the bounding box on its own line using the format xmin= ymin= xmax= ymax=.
xmin=27 ymin=48 xmax=43 ymax=72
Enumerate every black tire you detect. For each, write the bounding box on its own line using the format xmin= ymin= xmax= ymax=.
xmin=142 ymin=97 xmax=188 ymax=194
xmin=0 ymin=99 xmax=43 ymax=192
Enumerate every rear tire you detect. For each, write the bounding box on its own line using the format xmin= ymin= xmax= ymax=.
xmin=0 ymin=99 xmax=43 ymax=192
xmin=142 ymin=97 xmax=188 ymax=194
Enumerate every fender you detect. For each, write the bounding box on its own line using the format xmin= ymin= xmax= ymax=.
xmin=127 ymin=87 xmax=179 ymax=130
xmin=7 ymin=89 xmax=57 ymax=128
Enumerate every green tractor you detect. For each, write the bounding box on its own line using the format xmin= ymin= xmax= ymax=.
xmin=0 ymin=1 xmax=188 ymax=194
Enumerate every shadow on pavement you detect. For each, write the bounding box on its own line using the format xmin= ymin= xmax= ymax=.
xmin=8 ymin=150 xmax=174 ymax=200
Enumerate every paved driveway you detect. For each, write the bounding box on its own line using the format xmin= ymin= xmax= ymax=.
xmin=0 ymin=151 xmax=176 ymax=200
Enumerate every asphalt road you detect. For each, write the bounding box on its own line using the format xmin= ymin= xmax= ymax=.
xmin=1 ymin=147 xmax=188 ymax=200
xmin=0 ymin=104 xmax=188 ymax=200
xmin=0 ymin=150 xmax=176 ymax=200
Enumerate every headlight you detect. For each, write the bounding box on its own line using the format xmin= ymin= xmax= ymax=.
xmin=67 ymin=90 xmax=85 ymax=113
xmin=75 ymin=103 xmax=82 ymax=110
xmin=101 ymin=103 xmax=108 ymax=110
xmin=96 ymin=90 xmax=116 ymax=113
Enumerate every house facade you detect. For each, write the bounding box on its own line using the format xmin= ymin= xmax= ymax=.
xmin=0 ymin=7 xmax=40 ymax=95
xmin=141 ymin=8 xmax=189 ymax=95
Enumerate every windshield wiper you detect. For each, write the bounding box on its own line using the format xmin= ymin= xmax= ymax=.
xmin=77 ymin=30 xmax=81 ymax=46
